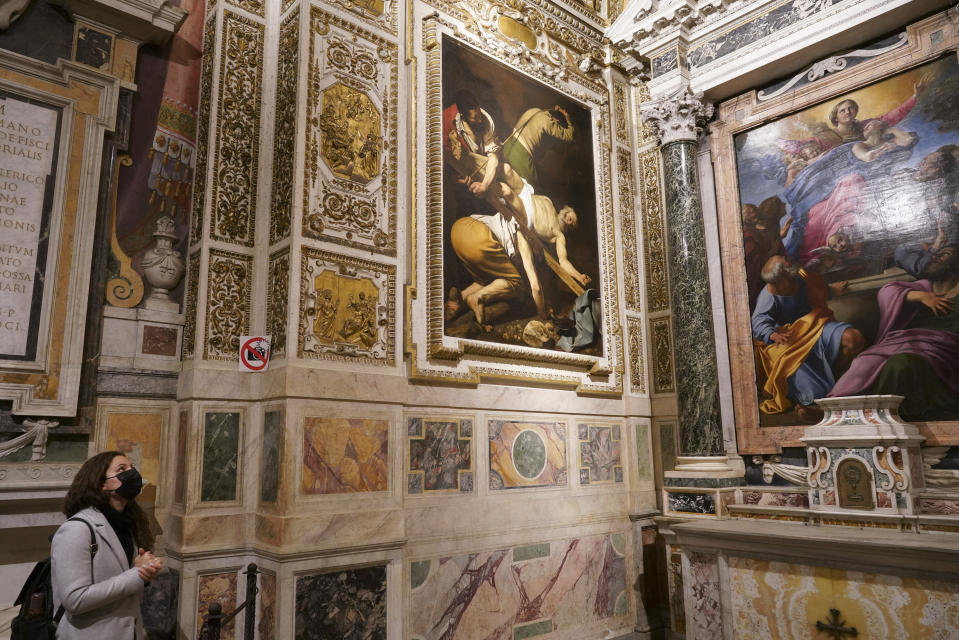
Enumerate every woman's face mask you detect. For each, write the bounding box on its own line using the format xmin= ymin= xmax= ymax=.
xmin=106 ymin=467 xmax=143 ymax=500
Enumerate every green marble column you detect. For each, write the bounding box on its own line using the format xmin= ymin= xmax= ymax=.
xmin=641 ymin=86 xmax=723 ymax=458
xmin=660 ymin=141 xmax=723 ymax=457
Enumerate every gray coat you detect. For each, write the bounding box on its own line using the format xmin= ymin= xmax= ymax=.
xmin=51 ymin=506 xmax=146 ymax=639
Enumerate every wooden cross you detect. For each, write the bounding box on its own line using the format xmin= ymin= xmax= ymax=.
xmin=816 ymin=609 xmax=858 ymax=639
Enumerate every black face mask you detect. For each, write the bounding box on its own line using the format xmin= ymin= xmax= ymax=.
xmin=107 ymin=467 xmax=143 ymax=500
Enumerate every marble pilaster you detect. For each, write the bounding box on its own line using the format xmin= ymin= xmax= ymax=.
xmin=641 ymin=88 xmax=722 ymax=459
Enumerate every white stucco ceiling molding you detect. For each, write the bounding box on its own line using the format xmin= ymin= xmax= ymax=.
xmin=608 ymin=0 xmax=952 ymax=101
xmin=52 ymin=0 xmax=186 ymax=46
xmin=639 ymin=82 xmax=714 ymax=145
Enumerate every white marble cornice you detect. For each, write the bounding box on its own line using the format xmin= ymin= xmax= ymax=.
xmin=52 ymin=0 xmax=186 ymax=45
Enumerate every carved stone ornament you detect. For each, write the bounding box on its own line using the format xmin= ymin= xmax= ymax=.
xmin=640 ymin=84 xmax=713 ymax=146
xmin=0 ymin=419 xmax=59 ymax=461
xmin=141 ymin=215 xmax=186 ymax=311
xmin=0 ymin=0 xmax=31 ymax=30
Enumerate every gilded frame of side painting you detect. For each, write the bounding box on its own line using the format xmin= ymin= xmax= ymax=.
xmin=408 ymin=9 xmax=622 ymax=394
xmin=712 ymin=11 xmax=959 ymax=452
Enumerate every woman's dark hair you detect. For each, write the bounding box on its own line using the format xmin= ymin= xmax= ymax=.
xmin=64 ymin=450 xmax=155 ymax=550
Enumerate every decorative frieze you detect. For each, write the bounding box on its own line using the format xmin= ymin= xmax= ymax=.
xmin=182 ymin=250 xmax=200 ymax=359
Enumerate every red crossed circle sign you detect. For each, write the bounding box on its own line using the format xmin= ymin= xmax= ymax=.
xmin=240 ymin=336 xmax=270 ymax=371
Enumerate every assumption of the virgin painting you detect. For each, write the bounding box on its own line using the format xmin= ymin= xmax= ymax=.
xmin=440 ymin=37 xmax=601 ymax=355
xmin=734 ymin=54 xmax=959 ymax=427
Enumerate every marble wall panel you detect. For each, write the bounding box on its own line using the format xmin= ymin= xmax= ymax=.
xmin=261 ymin=410 xmax=282 ymax=503
xmin=201 ymin=412 xmax=240 ymax=502
xmin=301 ymin=417 xmax=388 ymax=494
xmin=409 ymin=532 xmax=628 ymax=639
xmin=407 ymin=416 xmax=472 ymax=494
xmin=668 ymin=551 xmax=685 ymax=636
xmin=659 ymin=422 xmax=677 ymax=472
xmin=174 ymin=410 xmax=188 ymax=504
xmin=686 ymin=552 xmax=721 ymax=639
xmin=104 ymin=412 xmax=163 ymax=493
xmin=258 ymin=571 xmax=277 ymax=640
xmin=728 ymin=557 xmax=959 ymax=638
xmin=577 ymin=423 xmax=623 ymax=485
xmin=142 ymin=568 xmax=179 ymax=640
xmin=294 ymin=566 xmax=387 ymax=639
xmin=196 ymin=571 xmax=238 ymax=640
xmin=488 ymin=419 xmax=567 ymax=490
xmin=635 ymin=423 xmax=653 ymax=482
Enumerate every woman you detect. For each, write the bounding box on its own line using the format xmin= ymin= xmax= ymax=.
xmin=51 ymin=451 xmax=162 ymax=639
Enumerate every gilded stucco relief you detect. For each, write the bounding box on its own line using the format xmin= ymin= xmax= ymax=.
xmin=210 ymin=11 xmax=264 ymax=247
xmin=270 ymin=10 xmax=298 ymax=244
xmin=627 ymin=317 xmax=646 ymax=395
xmin=617 ymin=148 xmax=640 ymax=311
xmin=639 ymin=149 xmax=668 ymax=312
xmin=182 ymin=250 xmax=200 ymax=358
xmin=304 ymin=8 xmax=398 ymax=256
xmin=204 ymin=250 xmax=252 ymax=361
xmin=267 ymin=250 xmax=290 ymax=357
xmin=613 ymin=82 xmax=628 ymax=144
xmin=299 ymin=248 xmax=395 ymax=365
xmin=190 ymin=14 xmax=215 ymax=246
xmin=651 ymin=316 xmax=675 ymax=393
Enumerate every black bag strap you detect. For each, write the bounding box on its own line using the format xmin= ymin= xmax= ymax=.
xmin=53 ymin=517 xmax=98 ymax=623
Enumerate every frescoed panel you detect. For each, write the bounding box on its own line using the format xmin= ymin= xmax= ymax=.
xmin=440 ymin=36 xmax=601 ymax=354
xmin=261 ymin=410 xmax=282 ymax=503
xmin=488 ymin=419 xmax=567 ymax=490
xmin=408 ymin=416 xmax=472 ymax=494
xmin=409 ymin=533 xmax=628 ymax=639
xmin=295 ymin=566 xmax=387 ymax=639
xmin=577 ymin=422 xmax=623 ymax=485
xmin=196 ymin=571 xmax=237 ymax=640
xmin=729 ymin=55 xmax=959 ymax=431
xmin=635 ymin=422 xmax=653 ymax=482
xmin=728 ymin=557 xmax=959 ymax=639
xmin=104 ymin=412 xmax=163 ymax=493
xmin=201 ymin=412 xmax=240 ymax=502
xmin=302 ymin=417 xmax=388 ymax=494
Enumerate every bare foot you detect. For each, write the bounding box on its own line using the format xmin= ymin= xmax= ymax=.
xmin=796 ymin=404 xmax=824 ymax=423
xmin=465 ymin=292 xmax=485 ymax=326
xmin=445 ymin=287 xmax=465 ymax=321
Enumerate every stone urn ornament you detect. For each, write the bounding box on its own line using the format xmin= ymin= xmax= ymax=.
xmin=141 ymin=215 xmax=185 ymax=312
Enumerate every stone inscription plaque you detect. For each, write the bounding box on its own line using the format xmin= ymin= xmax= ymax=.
xmin=0 ymin=92 xmax=60 ymax=359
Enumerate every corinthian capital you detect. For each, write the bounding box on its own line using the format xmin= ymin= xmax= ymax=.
xmin=640 ymin=85 xmax=714 ymax=145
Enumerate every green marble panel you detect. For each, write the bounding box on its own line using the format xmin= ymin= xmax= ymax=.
xmin=635 ymin=423 xmax=652 ymax=482
xmin=514 ymin=619 xmax=552 ymax=639
xmin=660 ymin=422 xmax=677 ymax=472
xmin=201 ymin=412 xmax=239 ymax=502
xmin=513 ymin=543 xmax=550 ymax=562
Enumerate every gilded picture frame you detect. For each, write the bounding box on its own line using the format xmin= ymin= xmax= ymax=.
xmin=408 ymin=7 xmax=622 ymax=393
xmin=711 ymin=11 xmax=959 ymax=452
